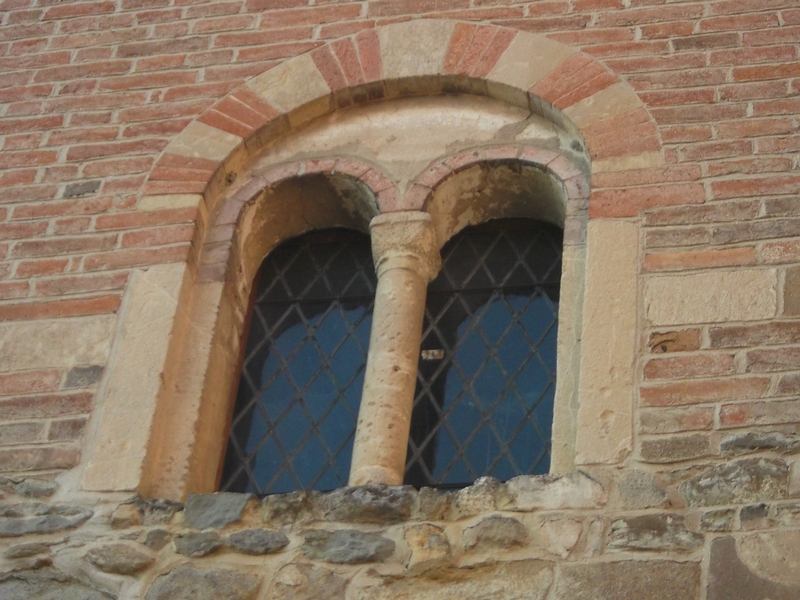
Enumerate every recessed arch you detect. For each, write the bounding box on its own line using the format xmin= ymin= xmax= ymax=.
xmin=84 ymin=19 xmax=653 ymax=500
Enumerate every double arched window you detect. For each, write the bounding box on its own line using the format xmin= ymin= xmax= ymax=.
xmin=221 ymin=219 xmax=562 ymax=495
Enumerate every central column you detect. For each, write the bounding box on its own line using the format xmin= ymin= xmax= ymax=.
xmin=349 ymin=211 xmax=441 ymax=486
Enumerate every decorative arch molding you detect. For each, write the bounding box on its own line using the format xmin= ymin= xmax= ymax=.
xmin=141 ymin=19 xmax=662 ymax=220
xmin=81 ymin=19 xmax=651 ymax=500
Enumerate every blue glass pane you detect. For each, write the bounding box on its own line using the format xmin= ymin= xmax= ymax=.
xmin=220 ymin=229 xmax=375 ymax=495
xmin=407 ymin=220 xmax=562 ymax=489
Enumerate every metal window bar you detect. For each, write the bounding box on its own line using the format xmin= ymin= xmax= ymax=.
xmin=219 ymin=230 xmax=376 ymax=495
xmin=405 ymin=220 xmax=562 ymax=489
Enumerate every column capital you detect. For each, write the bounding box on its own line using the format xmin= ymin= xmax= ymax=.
xmin=369 ymin=211 xmax=441 ymax=282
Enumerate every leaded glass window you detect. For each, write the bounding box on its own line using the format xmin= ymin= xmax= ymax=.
xmin=220 ymin=229 xmax=376 ymax=495
xmin=405 ymin=220 xmax=562 ymax=489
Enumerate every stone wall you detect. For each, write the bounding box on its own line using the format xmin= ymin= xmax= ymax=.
xmin=1 ymin=467 xmax=799 ymax=599
xmin=1 ymin=0 xmax=800 ymax=598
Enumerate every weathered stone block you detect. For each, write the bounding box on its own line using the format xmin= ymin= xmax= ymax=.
xmin=0 ymin=503 xmax=92 ymax=537
xmin=679 ymin=458 xmax=789 ymax=507
xmin=404 ymin=523 xmax=451 ymax=573
xmin=499 ymin=472 xmax=606 ymax=511
xmin=555 ymin=560 xmax=700 ymax=599
xmin=84 ymin=543 xmax=154 ymax=575
xmin=462 ymin=515 xmax=528 ymax=551
xmin=271 ymin=563 xmax=347 ymax=600
xmin=708 ymin=535 xmax=800 ymax=599
xmin=607 ymin=514 xmax=702 ymax=553
xmin=301 ymin=529 xmax=394 ymax=564
xmin=4 ymin=543 xmax=49 ymax=559
xmin=144 ymin=529 xmax=170 ymax=551
xmin=184 ymin=492 xmax=251 ymax=530
xmin=226 ymin=528 xmax=289 ymax=555
xmin=360 ymin=560 xmax=553 ymax=600
xmin=453 ymin=477 xmax=500 ymax=517
xmin=720 ymin=431 xmax=800 ymax=456
xmin=700 ymin=508 xmax=734 ymax=532
xmin=14 ymin=479 xmax=57 ymax=498
xmin=616 ymin=470 xmax=669 ymax=509
xmin=645 ymin=269 xmax=778 ymax=326
xmin=174 ymin=531 xmax=223 ymax=557
xmin=0 ymin=567 xmax=113 ymax=600
xmin=640 ymin=434 xmax=712 ymax=463
xmin=110 ymin=503 xmax=142 ymax=529
xmin=145 ymin=565 xmax=261 ymax=600
xmin=415 ymin=487 xmax=451 ymax=521
xmin=262 ymin=491 xmax=316 ymax=526
xmin=319 ymin=485 xmax=414 ymax=523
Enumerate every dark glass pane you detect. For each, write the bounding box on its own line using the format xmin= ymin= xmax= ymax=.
xmin=406 ymin=220 xmax=562 ymax=490
xmin=220 ymin=229 xmax=375 ymax=495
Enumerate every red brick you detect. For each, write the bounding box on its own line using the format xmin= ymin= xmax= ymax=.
xmin=0 ymin=421 xmax=45 ymax=445
xmin=720 ymin=399 xmax=800 ymax=428
xmin=679 ymin=140 xmax=753 ymax=162
xmin=43 ymin=1 xmax=115 ymax=19
xmin=639 ymin=21 xmax=695 ymax=39
xmin=118 ymin=98 xmax=216 ymax=122
xmin=639 ymin=406 xmax=714 ymax=434
xmin=752 ymin=98 xmax=800 ymax=117
xmin=549 ymin=29 xmax=635 ymax=44
xmin=83 ymin=157 xmax=154 ymax=178
xmin=627 ymin=68 xmax=728 ymax=90
xmin=594 ymin=5 xmax=704 ymax=27
xmin=709 ymin=321 xmax=800 ymax=348
xmin=120 ymin=224 xmax=196 ymax=248
xmin=34 ymin=272 xmax=129 ymax=297
xmin=0 ymin=445 xmax=81 ymax=472
xmin=48 ymin=417 xmax=88 ymax=442
xmin=641 ymin=377 xmax=771 ymax=407
xmin=592 ymin=165 xmax=702 ymax=189
xmin=757 ymin=136 xmax=800 ymax=154
xmin=65 ymin=139 xmax=168 ymax=162
xmin=639 ymin=88 xmax=716 ymax=107
xmin=198 ymin=109 xmax=253 ymax=138
xmin=0 ymin=281 xmax=30 ymax=300
xmin=10 ymin=235 xmax=117 ymax=259
xmin=443 ymin=22 xmax=475 ymax=73
xmin=192 ymin=14 xmax=257 ymax=34
xmin=319 ymin=20 xmax=376 ymax=39
xmin=759 ymin=240 xmax=800 ymax=264
xmin=95 ymin=207 xmax=197 ymax=231
xmin=14 ymin=259 xmax=69 ymax=278
xmin=590 ymin=183 xmax=705 ymax=218
xmin=213 ymin=26 xmax=312 ymax=48
xmin=0 ymin=370 xmax=61 ymax=395
xmin=0 ymin=294 xmax=121 ymax=321
xmin=54 ymin=217 xmax=92 ymax=236
xmin=355 ymin=29 xmax=382 ymax=83
xmin=582 ymin=40 xmax=670 ymax=58
xmin=661 ymin=125 xmax=714 ymax=143
xmin=149 ymin=166 xmax=215 ymax=183
xmin=734 ymin=63 xmax=800 ymax=83
xmin=745 ymin=347 xmax=800 ymax=373
xmin=0 ymin=150 xmax=58 ymax=170
xmin=311 ymin=44 xmax=347 ymax=92
xmin=368 ymin=0 xmax=469 ymax=17
xmin=652 ymin=103 xmax=748 ymax=125
xmin=644 ymin=247 xmax=756 ymax=272
xmin=707 ymin=157 xmax=794 ymax=177
xmin=12 ymin=198 xmax=113 ymax=220
xmin=260 ymin=4 xmax=362 ymax=27
xmin=644 ymin=353 xmax=736 ymax=380
xmin=710 ymin=46 xmax=798 ymax=67
xmin=718 ymin=81 xmax=791 ymax=102
xmin=332 ymin=38 xmax=365 ymax=86
xmin=237 ymin=41 xmax=321 ymax=63
xmin=0 ymin=221 xmax=48 ymax=241
xmin=699 ymin=13 xmax=781 ymax=32
xmin=710 ymin=0 xmax=796 ymax=15
xmin=711 ymin=175 xmax=800 ymax=200
xmin=83 ymin=245 xmax=191 ymax=271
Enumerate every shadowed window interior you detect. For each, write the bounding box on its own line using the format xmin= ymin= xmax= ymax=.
xmin=220 ymin=220 xmax=561 ymax=495
xmin=405 ymin=219 xmax=562 ymax=489
xmin=220 ymin=229 xmax=376 ymax=495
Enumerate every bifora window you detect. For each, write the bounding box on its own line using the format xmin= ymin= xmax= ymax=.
xmin=220 ymin=219 xmax=562 ymax=495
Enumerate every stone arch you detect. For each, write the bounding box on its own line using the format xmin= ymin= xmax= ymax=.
xmin=141 ymin=19 xmax=661 ymax=220
xmin=84 ymin=19 xmax=655 ymax=500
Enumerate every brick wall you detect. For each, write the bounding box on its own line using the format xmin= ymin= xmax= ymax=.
xmin=0 ymin=0 xmax=797 ymax=479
